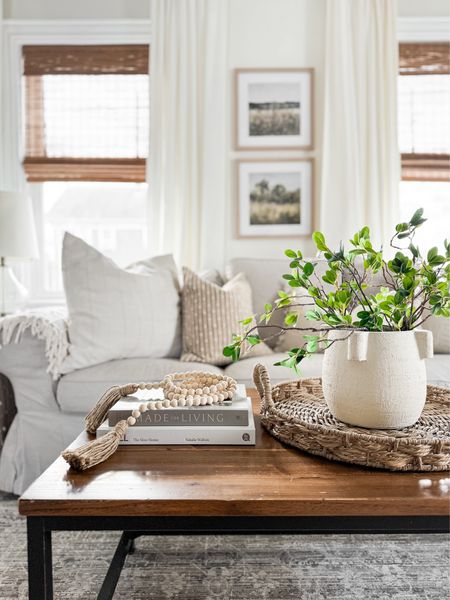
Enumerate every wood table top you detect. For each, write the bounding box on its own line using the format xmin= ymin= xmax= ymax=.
xmin=19 ymin=390 xmax=450 ymax=517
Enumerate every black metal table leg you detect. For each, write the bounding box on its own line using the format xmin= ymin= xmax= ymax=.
xmin=27 ymin=517 xmax=53 ymax=600
xmin=97 ymin=532 xmax=136 ymax=600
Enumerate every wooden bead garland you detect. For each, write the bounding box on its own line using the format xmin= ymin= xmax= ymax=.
xmin=62 ymin=372 xmax=238 ymax=471
xmin=121 ymin=373 xmax=237 ymax=426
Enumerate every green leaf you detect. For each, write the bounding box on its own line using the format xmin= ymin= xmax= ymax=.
xmin=357 ymin=311 xmax=371 ymax=319
xmin=284 ymin=312 xmax=298 ymax=326
xmin=305 ymin=309 xmax=321 ymax=321
xmin=394 ymin=290 xmax=408 ymax=304
xmin=306 ymin=340 xmax=318 ymax=353
xmin=427 ymin=247 xmax=438 ymax=262
xmin=409 ymin=243 xmax=419 ymax=258
xmin=239 ymin=317 xmax=253 ymax=326
xmin=277 ymin=297 xmax=292 ymax=307
xmin=360 ymin=226 xmax=370 ymax=239
xmin=403 ymin=276 xmax=414 ymax=290
xmin=247 ymin=335 xmax=261 ymax=346
xmin=429 ymin=254 xmax=446 ymax=266
xmin=223 ymin=345 xmax=235 ymax=357
xmin=264 ymin=303 xmax=272 ymax=313
xmin=322 ymin=269 xmax=337 ymax=284
xmin=429 ymin=294 xmax=441 ymax=305
xmin=379 ymin=301 xmax=393 ymax=311
xmin=312 ymin=231 xmax=327 ymax=251
xmin=337 ymin=290 xmax=349 ymax=304
xmin=285 ymin=249 xmax=297 ymax=259
xmin=409 ymin=208 xmax=424 ymax=227
xmin=303 ymin=262 xmax=314 ymax=276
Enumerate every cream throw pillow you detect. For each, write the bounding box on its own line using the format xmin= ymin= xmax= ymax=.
xmin=61 ymin=233 xmax=181 ymax=373
xmin=181 ymin=267 xmax=272 ymax=366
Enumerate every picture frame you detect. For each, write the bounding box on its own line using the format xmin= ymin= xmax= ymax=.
xmin=237 ymin=158 xmax=314 ymax=238
xmin=234 ymin=68 xmax=314 ymax=150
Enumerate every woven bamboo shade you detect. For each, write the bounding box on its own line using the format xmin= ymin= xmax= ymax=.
xmin=399 ymin=42 xmax=450 ymax=76
xmin=401 ymin=153 xmax=450 ymax=182
xmin=22 ymin=44 xmax=149 ymax=182
xmin=22 ymin=44 xmax=149 ymax=76
xmin=23 ymin=157 xmax=146 ymax=183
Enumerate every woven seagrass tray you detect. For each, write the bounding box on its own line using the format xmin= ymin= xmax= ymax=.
xmin=253 ymin=364 xmax=450 ymax=472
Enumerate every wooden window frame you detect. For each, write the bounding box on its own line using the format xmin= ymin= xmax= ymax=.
xmin=22 ymin=44 xmax=149 ymax=183
xmin=399 ymin=42 xmax=450 ymax=182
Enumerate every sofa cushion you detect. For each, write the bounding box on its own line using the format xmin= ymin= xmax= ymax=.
xmin=423 ymin=316 xmax=450 ymax=354
xmin=60 ymin=233 xmax=181 ymax=374
xmin=224 ymin=352 xmax=323 ymax=386
xmin=57 ymin=358 xmax=223 ymax=414
xmin=426 ymin=355 xmax=450 ymax=387
xmin=273 ymin=261 xmax=333 ymax=353
xmin=227 ymin=258 xmax=289 ymax=317
xmin=227 ymin=257 xmax=326 ymax=350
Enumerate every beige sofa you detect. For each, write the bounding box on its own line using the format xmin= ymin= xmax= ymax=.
xmin=0 ymin=257 xmax=448 ymax=495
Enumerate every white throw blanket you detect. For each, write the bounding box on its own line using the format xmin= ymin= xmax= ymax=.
xmin=0 ymin=308 xmax=69 ymax=380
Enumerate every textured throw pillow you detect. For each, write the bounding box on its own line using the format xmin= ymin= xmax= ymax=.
xmin=181 ymin=267 xmax=272 ymax=366
xmin=60 ymin=233 xmax=181 ymax=373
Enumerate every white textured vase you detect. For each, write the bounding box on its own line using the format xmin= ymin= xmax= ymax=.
xmin=322 ymin=330 xmax=434 ymax=429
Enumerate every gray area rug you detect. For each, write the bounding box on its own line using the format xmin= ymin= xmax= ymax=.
xmin=0 ymin=499 xmax=448 ymax=600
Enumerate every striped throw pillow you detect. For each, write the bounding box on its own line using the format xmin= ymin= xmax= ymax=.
xmin=181 ymin=267 xmax=272 ymax=365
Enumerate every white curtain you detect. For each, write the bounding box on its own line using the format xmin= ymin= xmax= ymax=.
xmin=149 ymin=0 xmax=228 ymax=270
xmin=320 ymin=0 xmax=400 ymax=250
xmin=0 ymin=0 xmax=4 ymax=187
xmin=0 ymin=2 xmax=24 ymax=192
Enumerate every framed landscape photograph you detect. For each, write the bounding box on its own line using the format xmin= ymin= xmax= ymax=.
xmin=235 ymin=68 xmax=314 ymax=150
xmin=237 ymin=159 xmax=313 ymax=237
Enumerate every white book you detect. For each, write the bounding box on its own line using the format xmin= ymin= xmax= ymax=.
xmin=108 ymin=384 xmax=249 ymax=427
xmin=97 ymin=396 xmax=255 ymax=446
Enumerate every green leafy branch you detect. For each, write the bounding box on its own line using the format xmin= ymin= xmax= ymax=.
xmin=223 ymin=208 xmax=450 ymax=373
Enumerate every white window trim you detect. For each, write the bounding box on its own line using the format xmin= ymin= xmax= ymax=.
xmin=2 ymin=19 xmax=151 ymax=305
xmin=397 ymin=16 xmax=450 ymax=42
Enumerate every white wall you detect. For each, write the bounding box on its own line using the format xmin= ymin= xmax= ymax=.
xmin=227 ymin=0 xmax=325 ymax=261
xmin=3 ymin=0 xmax=149 ymax=19
xmin=398 ymin=0 xmax=450 ymax=17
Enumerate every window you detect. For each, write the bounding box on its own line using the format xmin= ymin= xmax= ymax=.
xmin=22 ymin=44 xmax=150 ymax=297
xmin=398 ymin=42 xmax=450 ymax=248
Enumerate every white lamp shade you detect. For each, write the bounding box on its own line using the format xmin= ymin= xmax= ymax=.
xmin=0 ymin=191 xmax=39 ymax=260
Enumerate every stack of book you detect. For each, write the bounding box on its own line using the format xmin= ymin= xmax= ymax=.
xmin=97 ymin=384 xmax=255 ymax=445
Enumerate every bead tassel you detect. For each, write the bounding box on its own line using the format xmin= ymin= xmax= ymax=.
xmin=62 ymin=421 xmax=128 ymax=471
xmin=61 ymin=372 xmax=238 ymax=471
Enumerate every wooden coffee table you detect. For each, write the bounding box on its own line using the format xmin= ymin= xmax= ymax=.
xmin=19 ymin=390 xmax=449 ymax=600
